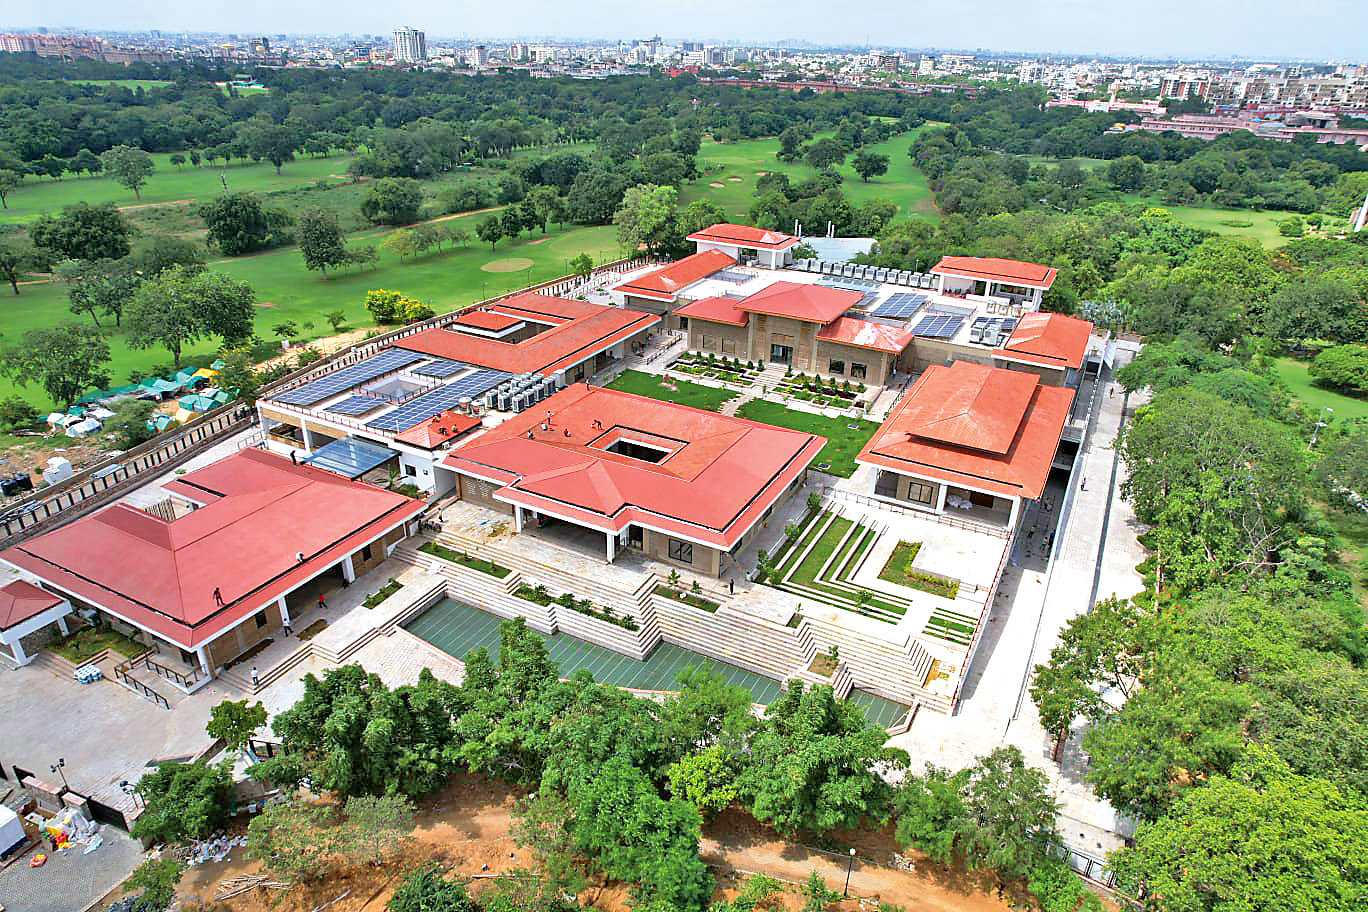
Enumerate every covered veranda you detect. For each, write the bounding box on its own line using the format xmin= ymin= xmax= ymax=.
xmin=0 ymin=580 xmax=73 ymax=667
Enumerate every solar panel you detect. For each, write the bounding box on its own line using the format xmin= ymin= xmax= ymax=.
xmin=912 ymin=314 xmax=966 ymax=339
xmin=817 ymin=275 xmax=880 ymax=292
xmin=412 ymin=358 xmax=468 ymax=378
xmin=302 ymin=437 xmax=396 ymax=479
xmin=272 ymin=350 xmax=424 ymax=406
xmin=871 ymin=293 xmax=928 ymax=319
xmin=326 ymin=395 xmax=390 ymax=416
xmin=365 ymin=370 xmax=511 ymax=433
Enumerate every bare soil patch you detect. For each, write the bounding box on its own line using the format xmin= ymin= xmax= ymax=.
xmin=117 ymin=198 xmax=193 ymax=211
xmin=480 ymin=257 xmax=535 ymax=273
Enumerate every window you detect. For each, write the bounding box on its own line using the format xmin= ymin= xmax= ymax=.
xmin=668 ymin=538 xmax=694 ymax=565
xmin=721 ymin=338 xmax=737 ymax=355
xmin=362 ymin=543 xmax=373 ymax=562
xmin=850 ymin=362 xmax=867 ymax=379
xmin=404 ymin=464 xmax=417 ymax=476
xmin=907 ymin=482 xmax=935 ymax=505
xmin=678 ymin=316 xmax=689 ymax=330
xmin=828 ymin=358 xmax=845 ymax=375
xmin=254 ymin=611 xmax=268 ymax=629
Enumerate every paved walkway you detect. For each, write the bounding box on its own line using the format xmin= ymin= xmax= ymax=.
xmin=0 ymin=818 xmax=143 ymax=912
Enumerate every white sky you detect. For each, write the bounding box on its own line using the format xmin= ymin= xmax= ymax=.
xmin=4 ymin=1 xmax=1365 ymax=60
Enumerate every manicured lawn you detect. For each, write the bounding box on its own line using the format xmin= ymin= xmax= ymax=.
xmin=1273 ymin=357 xmax=1368 ymax=422
xmin=419 ymin=541 xmax=512 ymax=579
xmin=682 ymin=126 xmax=940 ymax=225
xmin=606 ymin=370 xmax=738 ymax=412
xmin=0 ymin=221 xmax=617 ymax=408
xmin=879 ymin=540 xmax=960 ymax=600
xmin=1120 ymin=195 xmax=1302 ymax=248
xmin=68 ymin=79 xmax=174 ymax=91
xmin=733 ymin=400 xmax=879 ymax=477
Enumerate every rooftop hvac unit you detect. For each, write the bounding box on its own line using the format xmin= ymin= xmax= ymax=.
xmin=459 ymin=397 xmax=472 ymax=414
xmin=497 ymin=392 xmax=511 ymax=411
xmin=920 ymin=275 xmax=933 ymax=289
xmin=485 ymin=391 xmax=498 ymax=410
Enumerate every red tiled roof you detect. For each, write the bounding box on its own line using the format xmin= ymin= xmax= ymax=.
xmin=0 ymin=450 xmax=425 ymax=648
xmin=817 ymin=317 xmax=915 ymax=354
xmin=443 ymin=385 xmax=824 ymax=548
xmin=0 ymin=580 xmax=65 ymax=631
xmin=394 ymin=411 xmax=483 ymax=449
xmin=687 ymin=223 xmax=800 ymax=251
xmin=674 ymin=296 xmax=750 ymax=327
xmin=932 ymin=256 xmax=1058 ymax=289
xmin=993 ymin=312 xmax=1093 ymax=371
xmin=453 ymin=310 xmax=523 ymax=332
xmin=396 ymin=293 xmax=660 ymax=376
xmin=857 ymin=361 xmax=1073 ymax=501
xmin=613 ymin=251 xmax=735 ymax=302
xmin=737 ymin=282 xmax=863 ymax=324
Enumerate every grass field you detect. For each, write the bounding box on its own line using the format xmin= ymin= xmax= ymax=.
xmin=0 ymin=152 xmax=358 ymax=225
xmin=606 ymin=370 xmax=738 ymax=412
xmin=1119 ymin=195 xmax=1300 ymax=247
xmin=682 ymin=127 xmax=939 ymax=225
xmin=68 ymin=79 xmax=174 ymax=91
xmin=2 ymin=219 xmax=617 ymax=409
xmin=1273 ymin=357 xmax=1368 ymax=422
xmin=733 ymin=400 xmax=879 ymax=477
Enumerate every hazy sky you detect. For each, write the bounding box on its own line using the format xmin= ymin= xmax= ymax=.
xmin=5 ymin=1 xmax=1366 ymax=60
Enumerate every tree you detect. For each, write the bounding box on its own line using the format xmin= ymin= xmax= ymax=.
xmin=189 ymin=149 xmax=202 ymax=167
xmin=1109 ymin=748 xmax=1368 ymax=912
xmin=35 ymin=154 xmax=67 ymax=180
xmin=738 ymin=681 xmax=907 ymax=835
xmin=1106 ymin=155 xmax=1146 ymax=191
xmin=214 ymin=346 xmax=263 ymax=405
xmin=511 ymin=793 xmax=589 ymax=901
xmin=242 ymin=123 xmax=301 ymax=175
xmin=123 ymin=858 xmax=184 ymax=912
xmin=61 ymin=258 xmax=139 ymax=328
xmin=445 ymin=225 xmax=472 ymax=248
xmin=200 ymin=193 xmax=287 ymax=256
xmin=613 ymin=184 xmax=681 ymax=256
xmin=169 ymin=153 xmax=186 ymax=169
xmin=130 ymin=759 xmax=233 ymax=843
xmin=0 ymin=396 xmax=39 ymax=432
xmin=659 ymin=664 xmax=757 ymax=762
xmin=893 ymin=766 xmax=966 ymax=865
xmin=565 ymin=166 xmax=629 ymax=225
xmin=30 ymin=202 xmax=131 ymax=261
xmin=387 ymin=867 xmax=478 ymax=912
xmin=207 ymin=699 xmax=267 ymax=753
xmin=298 ymin=208 xmax=348 ymax=278
xmin=324 ymin=309 xmax=347 ymax=332
xmin=0 ymin=237 xmax=49 ymax=295
xmin=0 ymin=170 xmax=20 ymax=209
xmin=477 ymin=215 xmax=505 ymax=251
xmin=1309 ymin=343 xmax=1368 ymax=394
xmin=500 ymin=207 xmax=525 ymax=242
xmin=778 ymin=126 xmax=805 ymax=162
xmin=362 ymin=177 xmax=425 ymax=225
xmin=525 ymin=185 xmax=562 ymax=234
xmin=126 ymin=267 xmax=256 ymax=368
xmin=665 ymin=746 xmax=739 ymax=819
xmin=805 ymin=138 xmax=848 ymax=171
xmin=382 ymin=228 xmax=421 ymax=261
xmin=99 ymin=145 xmax=155 ymax=199
xmin=104 ymin=399 xmax=157 ymax=448
xmin=136 ymin=236 xmax=205 ymax=278
xmin=851 ymin=150 xmax=890 ymax=182
xmin=678 ymin=199 xmax=726 ymax=237
xmin=1278 ymin=215 xmax=1305 ymax=237
xmin=0 ymin=324 xmax=111 ymax=408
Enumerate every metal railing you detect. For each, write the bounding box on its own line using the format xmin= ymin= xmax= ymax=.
xmin=142 ymin=655 xmax=202 ymax=689
xmin=112 ymin=657 xmax=171 ymax=709
xmin=824 ymin=486 xmax=1012 ymax=539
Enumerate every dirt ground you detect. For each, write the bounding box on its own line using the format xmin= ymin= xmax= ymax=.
xmin=0 ymin=434 xmax=109 ymax=481
xmin=97 ymin=775 xmax=1020 ymax=912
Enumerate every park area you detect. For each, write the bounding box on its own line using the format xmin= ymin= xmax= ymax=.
xmin=1273 ymin=356 xmax=1368 ymax=422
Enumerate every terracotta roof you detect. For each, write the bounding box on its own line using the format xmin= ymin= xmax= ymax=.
xmin=857 ymin=361 xmax=1073 ymax=501
xmin=453 ymin=310 xmax=523 ymax=332
xmin=613 ymin=251 xmax=735 ymax=302
xmin=394 ymin=411 xmax=483 ymax=449
xmin=674 ymin=296 xmax=750 ymax=327
xmin=396 ymin=293 xmax=660 ymax=376
xmin=1 ymin=449 xmax=425 ymax=648
xmin=0 ymin=580 xmax=65 ymax=631
xmin=817 ymin=317 xmax=915 ymax=354
xmin=687 ymin=223 xmax=800 ymax=251
xmin=444 ymin=385 xmax=824 ymax=548
xmin=932 ymin=256 xmax=1058 ymax=289
xmin=993 ymin=312 xmax=1093 ymax=371
xmin=737 ymin=282 xmax=864 ymax=324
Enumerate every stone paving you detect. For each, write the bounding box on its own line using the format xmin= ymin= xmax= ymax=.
xmin=0 ymin=816 xmax=143 ymax=912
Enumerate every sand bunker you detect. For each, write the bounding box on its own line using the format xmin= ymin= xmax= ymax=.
xmin=727 ymin=177 xmax=743 ymax=182
xmin=709 ymin=182 xmax=726 ymax=188
xmin=481 ymin=257 xmax=535 ymax=273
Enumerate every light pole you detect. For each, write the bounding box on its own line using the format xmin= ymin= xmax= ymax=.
xmin=119 ymin=780 xmax=144 ymax=808
xmin=50 ymin=758 xmax=68 ymax=790
xmin=844 ymin=847 xmax=856 ymax=896
xmin=1310 ymin=406 xmax=1333 ymax=448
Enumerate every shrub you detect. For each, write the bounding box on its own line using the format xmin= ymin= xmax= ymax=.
xmin=0 ymin=396 xmax=39 ymax=432
xmin=130 ymin=760 xmax=233 ymax=844
xmin=1309 ymin=344 xmax=1368 ymax=394
xmin=123 ymin=858 xmax=184 ymax=912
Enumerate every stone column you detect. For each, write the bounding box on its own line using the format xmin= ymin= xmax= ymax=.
xmin=276 ymin=595 xmax=291 ymax=627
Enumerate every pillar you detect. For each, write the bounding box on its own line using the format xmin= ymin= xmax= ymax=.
xmin=1008 ymin=497 xmax=1022 ymax=531
xmin=300 ymin=421 xmax=315 ymax=452
xmin=513 ymin=505 xmax=524 ymax=533
xmin=56 ymin=615 xmax=70 ymax=636
xmin=935 ymin=484 xmax=949 ymax=514
xmin=340 ymin=556 xmax=356 ymax=584
xmin=276 ymin=595 xmax=291 ymax=627
xmin=606 ymin=531 xmax=617 ymax=563
xmin=8 ymin=637 xmax=28 ymax=666
xmin=195 ymin=645 xmax=212 ymax=678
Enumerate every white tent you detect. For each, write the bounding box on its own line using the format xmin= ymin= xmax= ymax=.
xmin=0 ymin=804 xmax=25 ymax=857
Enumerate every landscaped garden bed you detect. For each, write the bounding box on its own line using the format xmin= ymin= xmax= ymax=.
xmin=669 ymin=353 xmax=763 ymax=384
xmin=606 ymin=369 xmax=738 ymax=412
xmin=363 ymin=577 xmax=403 ymax=608
xmin=879 ymin=541 xmax=960 ymax=600
xmin=654 ymin=585 xmax=720 ymax=612
xmin=515 ymin=584 xmax=639 ymax=631
xmin=49 ymin=626 xmax=144 ymax=663
xmin=733 ymin=401 xmax=879 ymax=477
xmin=419 ymin=541 xmax=512 ymax=578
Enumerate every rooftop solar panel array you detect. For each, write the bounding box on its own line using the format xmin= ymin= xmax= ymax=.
xmin=817 ymin=276 xmax=880 ymax=292
xmin=365 ymin=369 xmax=511 ymax=433
xmin=912 ymin=314 xmax=966 ymax=339
xmin=272 ymin=350 xmax=424 ymax=407
xmin=412 ymin=358 xmax=468 ymax=378
xmin=325 ymin=395 xmax=390 ymax=416
xmin=871 ymin=293 xmax=928 ymax=320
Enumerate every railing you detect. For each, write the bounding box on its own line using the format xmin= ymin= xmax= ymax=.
xmin=823 ymin=486 xmax=1011 ymax=539
xmin=111 ymin=655 xmax=171 ymax=710
xmin=143 ymin=655 xmax=202 ymax=689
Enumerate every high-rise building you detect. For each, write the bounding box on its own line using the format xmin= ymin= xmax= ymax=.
xmin=393 ymin=26 xmax=427 ymax=64
xmin=472 ymin=44 xmax=489 ymax=67
xmin=251 ymin=37 xmax=271 ymax=56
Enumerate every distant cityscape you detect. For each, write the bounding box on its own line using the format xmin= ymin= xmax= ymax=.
xmin=2 ymin=26 xmax=1368 ymax=146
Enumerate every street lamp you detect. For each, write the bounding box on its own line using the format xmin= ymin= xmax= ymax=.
xmin=49 ymin=758 xmax=68 ymax=790
xmin=119 ymin=780 xmax=144 ymax=808
xmin=844 ymin=847 xmax=856 ymax=896
xmin=1310 ymin=406 xmax=1333 ymax=448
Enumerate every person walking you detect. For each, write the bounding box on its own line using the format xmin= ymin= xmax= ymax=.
xmin=729 ymin=578 xmax=735 ymax=595
xmin=318 ymin=592 xmax=328 ymax=611
xmin=212 ymin=586 xmax=224 ymax=607
xmin=250 ymin=665 xmax=259 ymax=687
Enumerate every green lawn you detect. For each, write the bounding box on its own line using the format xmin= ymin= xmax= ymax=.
xmin=68 ymin=79 xmax=174 ymax=91
xmin=682 ymin=126 xmax=940 ymax=225
xmin=2 ymin=220 xmax=617 ymax=409
xmin=0 ymin=152 xmax=359 ymax=225
xmin=1273 ymin=357 xmax=1368 ymax=422
xmin=733 ymin=400 xmax=879 ymax=477
xmin=1120 ymin=195 xmax=1302 ymax=248
xmin=606 ymin=370 xmax=738 ymax=412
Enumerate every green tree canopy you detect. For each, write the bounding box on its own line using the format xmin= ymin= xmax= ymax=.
xmin=30 ymin=201 xmax=131 ymax=262
xmin=130 ymin=759 xmax=233 ymax=844
xmin=99 ymin=144 xmax=155 ymax=198
xmin=0 ymin=323 xmax=110 ymax=408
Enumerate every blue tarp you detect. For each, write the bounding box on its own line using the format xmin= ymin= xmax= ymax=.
xmin=301 ymin=437 xmax=395 ymax=479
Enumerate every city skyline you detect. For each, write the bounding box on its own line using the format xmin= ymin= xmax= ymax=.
xmin=3 ymin=0 xmax=1367 ymax=61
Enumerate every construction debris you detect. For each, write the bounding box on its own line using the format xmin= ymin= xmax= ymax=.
xmin=173 ymin=833 xmax=247 ymax=866
xmin=215 ymin=874 xmax=290 ymax=900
